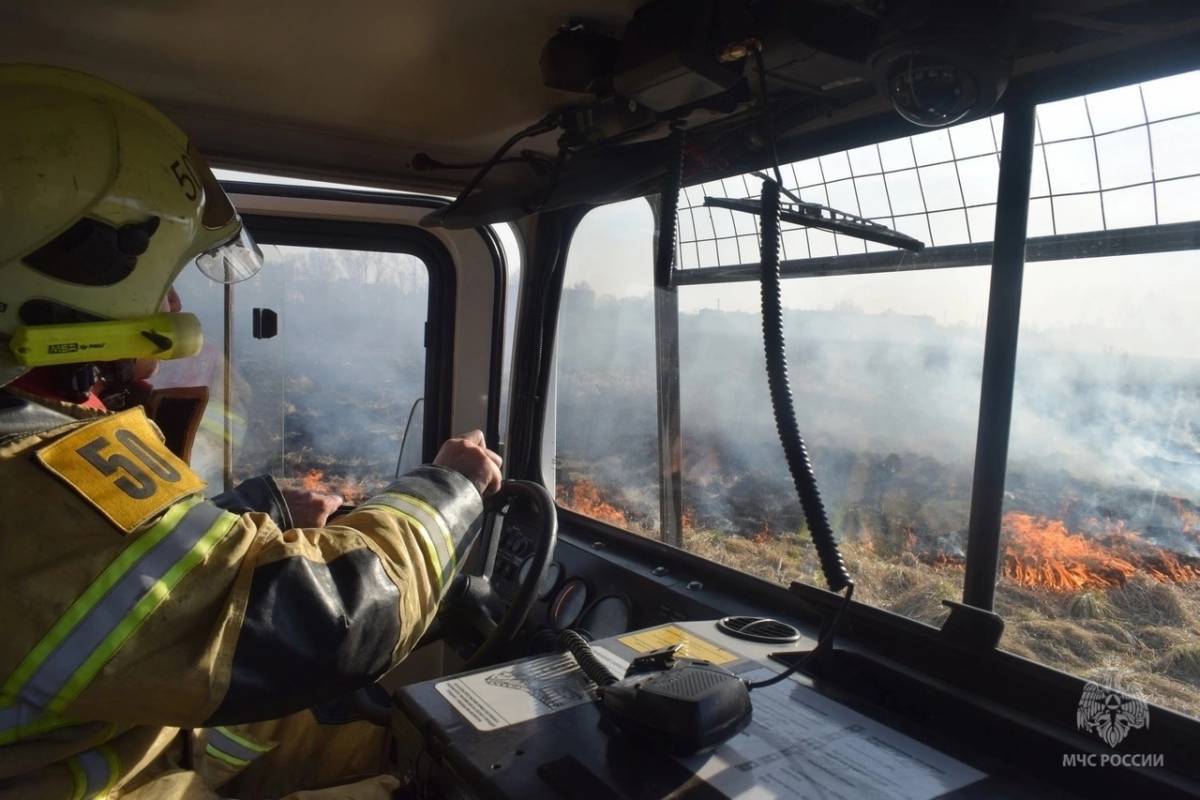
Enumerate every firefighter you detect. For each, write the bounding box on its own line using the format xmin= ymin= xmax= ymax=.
xmin=0 ymin=65 xmax=503 ymax=799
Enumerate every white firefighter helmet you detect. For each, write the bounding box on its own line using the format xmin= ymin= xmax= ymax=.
xmin=0 ymin=64 xmax=262 ymax=386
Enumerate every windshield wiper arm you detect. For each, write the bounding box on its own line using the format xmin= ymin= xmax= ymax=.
xmin=704 ymin=183 xmax=925 ymax=253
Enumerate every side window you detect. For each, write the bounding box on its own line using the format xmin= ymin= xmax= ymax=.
xmin=554 ymin=200 xmax=660 ymax=537
xmin=1001 ymin=72 xmax=1200 ymax=718
xmin=156 ymin=242 xmax=429 ymax=501
xmin=236 ymin=245 xmax=429 ymax=500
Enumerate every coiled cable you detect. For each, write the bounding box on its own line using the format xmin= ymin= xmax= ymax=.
xmin=758 ymin=179 xmax=853 ymax=593
xmin=655 ymin=126 xmax=686 ymax=288
xmin=559 ymin=629 xmax=618 ymax=687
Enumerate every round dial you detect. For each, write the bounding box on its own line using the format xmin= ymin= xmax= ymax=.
xmin=549 ymin=578 xmax=588 ymax=630
xmin=518 ymin=558 xmax=561 ymax=600
xmin=578 ymin=595 xmax=631 ymax=639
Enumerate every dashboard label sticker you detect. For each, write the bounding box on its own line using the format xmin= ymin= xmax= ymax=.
xmin=435 ymin=646 xmax=629 ymax=731
xmin=682 ymin=667 xmax=986 ymax=799
xmin=619 ymin=624 xmax=738 ymax=665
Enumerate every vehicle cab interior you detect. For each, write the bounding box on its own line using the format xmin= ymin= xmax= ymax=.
xmin=4 ymin=0 xmax=1200 ymax=797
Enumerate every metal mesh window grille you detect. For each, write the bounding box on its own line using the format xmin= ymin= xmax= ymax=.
xmin=676 ymin=70 xmax=1200 ymax=271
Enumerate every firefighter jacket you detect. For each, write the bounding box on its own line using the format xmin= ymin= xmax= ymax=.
xmin=0 ymin=391 xmax=483 ymax=798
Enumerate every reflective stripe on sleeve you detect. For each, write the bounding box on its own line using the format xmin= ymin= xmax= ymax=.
xmin=205 ymin=741 xmax=250 ymax=768
xmin=364 ymin=493 xmax=457 ymax=568
xmin=214 ymin=724 xmax=273 ymax=752
xmin=390 ymin=493 xmax=460 ymax=566
xmin=0 ymin=705 xmax=75 ymax=746
xmin=205 ymin=725 xmax=273 ymax=767
xmin=67 ymin=745 xmax=119 ymax=800
xmin=358 ymin=495 xmax=455 ymax=593
xmin=0 ymin=498 xmax=237 ymax=739
xmin=199 ymin=407 xmax=247 ymax=444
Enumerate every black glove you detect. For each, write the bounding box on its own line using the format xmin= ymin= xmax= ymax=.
xmin=211 ymin=474 xmax=294 ymax=529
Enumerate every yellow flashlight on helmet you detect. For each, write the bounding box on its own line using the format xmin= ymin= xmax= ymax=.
xmin=8 ymin=313 xmax=204 ymax=367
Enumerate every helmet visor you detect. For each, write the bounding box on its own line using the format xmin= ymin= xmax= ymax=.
xmin=195 ymin=224 xmax=263 ymax=284
xmin=187 ymin=140 xmax=262 ymax=283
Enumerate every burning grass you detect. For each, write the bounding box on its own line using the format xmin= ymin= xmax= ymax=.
xmin=1003 ymin=514 xmax=1137 ymax=591
xmin=1002 ymin=513 xmax=1200 ymax=591
xmin=557 ymin=475 xmax=1200 ymax=719
xmin=275 ymin=467 xmax=373 ymax=505
xmin=557 ymin=479 xmax=634 ymax=531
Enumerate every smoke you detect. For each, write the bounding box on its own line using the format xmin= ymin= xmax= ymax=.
xmin=555 ymin=285 xmax=661 ymax=531
xmin=678 ymin=302 xmax=986 ymax=555
xmin=555 ymin=277 xmax=1200 ymax=562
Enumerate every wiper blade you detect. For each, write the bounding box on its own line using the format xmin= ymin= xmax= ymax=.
xmin=703 ymin=191 xmax=925 ymax=253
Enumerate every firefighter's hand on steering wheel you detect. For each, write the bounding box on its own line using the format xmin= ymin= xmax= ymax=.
xmin=434 ymin=430 xmax=503 ymax=497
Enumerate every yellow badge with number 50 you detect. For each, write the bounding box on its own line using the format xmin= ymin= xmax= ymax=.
xmin=38 ymin=408 xmax=206 ymax=533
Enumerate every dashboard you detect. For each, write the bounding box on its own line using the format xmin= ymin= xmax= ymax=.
xmin=459 ymin=508 xmax=1200 ymax=799
xmin=490 ymin=517 xmax=632 ymax=649
xmin=487 ymin=510 xmax=800 ymax=658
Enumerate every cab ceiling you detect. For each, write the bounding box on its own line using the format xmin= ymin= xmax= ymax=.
xmin=3 ymin=1 xmax=1200 ymax=199
xmin=0 ymin=1 xmax=642 ymax=191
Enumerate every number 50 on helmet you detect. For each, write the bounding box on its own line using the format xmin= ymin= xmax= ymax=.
xmin=0 ymin=64 xmax=263 ymax=386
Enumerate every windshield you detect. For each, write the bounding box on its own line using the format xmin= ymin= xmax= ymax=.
xmin=554 ymin=69 xmax=1200 ymax=721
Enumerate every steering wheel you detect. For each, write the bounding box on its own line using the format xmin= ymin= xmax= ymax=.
xmin=439 ymin=479 xmax=558 ymax=669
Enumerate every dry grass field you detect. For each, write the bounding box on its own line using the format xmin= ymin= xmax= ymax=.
xmin=560 ymin=478 xmax=1200 ymax=720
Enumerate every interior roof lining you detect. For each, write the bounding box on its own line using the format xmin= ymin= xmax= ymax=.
xmin=4 ymin=2 xmax=1196 ymax=200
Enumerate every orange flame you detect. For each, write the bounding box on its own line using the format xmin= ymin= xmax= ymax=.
xmin=302 ymin=468 xmax=325 ymax=492
xmin=1002 ymin=512 xmax=1200 ymax=591
xmin=1003 ymin=513 xmax=1136 ymax=591
xmin=297 ymin=468 xmax=367 ymax=504
xmin=558 ymin=478 xmax=630 ymax=529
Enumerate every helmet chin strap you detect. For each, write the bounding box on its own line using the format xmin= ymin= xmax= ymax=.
xmin=18 ymin=360 xmax=143 ymax=411
xmin=95 ymin=360 xmax=143 ymax=410
xmin=7 ymin=364 xmax=107 ymax=411
xmin=66 ymin=363 xmax=104 ymax=402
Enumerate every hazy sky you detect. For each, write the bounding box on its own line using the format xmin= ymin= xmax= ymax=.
xmin=567 ymin=197 xmax=1200 ymax=360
